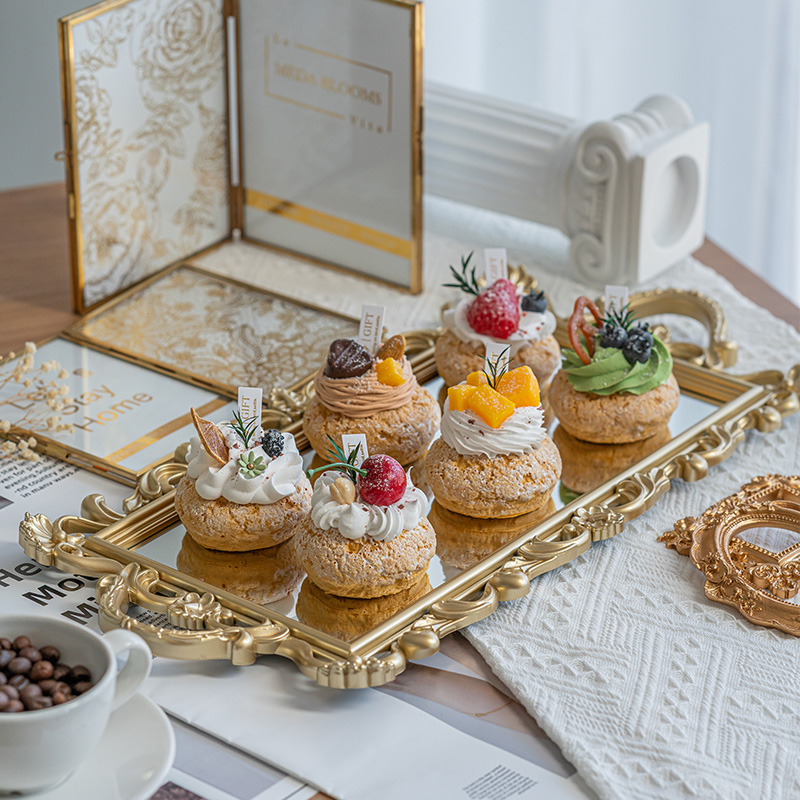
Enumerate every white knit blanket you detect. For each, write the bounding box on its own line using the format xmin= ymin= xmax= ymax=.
xmin=197 ymin=197 xmax=800 ymax=800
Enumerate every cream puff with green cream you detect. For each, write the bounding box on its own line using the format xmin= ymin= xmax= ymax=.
xmin=549 ymin=297 xmax=679 ymax=444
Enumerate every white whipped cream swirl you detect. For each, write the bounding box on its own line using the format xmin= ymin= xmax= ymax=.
xmin=440 ymin=398 xmax=547 ymax=457
xmin=186 ymin=427 xmax=304 ymax=505
xmin=311 ymin=471 xmax=428 ymax=542
xmin=444 ymin=297 xmax=556 ymax=356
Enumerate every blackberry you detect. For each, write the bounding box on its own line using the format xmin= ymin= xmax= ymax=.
xmin=599 ymin=323 xmax=628 ymax=349
xmin=260 ymin=429 xmax=284 ymax=459
xmin=627 ymin=322 xmax=653 ymax=347
xmin=622 ymin=336 xmax=652 ymax=364
xmin=520 ymin=289 xmax=548 ymax=313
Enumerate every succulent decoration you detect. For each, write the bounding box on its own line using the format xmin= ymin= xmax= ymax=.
xmin=599 ymin=302 xmax=653 ymax=364
xmin=238 ymin=450 xmax=266 ymax=478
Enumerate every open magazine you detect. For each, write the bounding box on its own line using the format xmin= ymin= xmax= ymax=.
xmin=0 ymin=454 xmax=594 ymax=800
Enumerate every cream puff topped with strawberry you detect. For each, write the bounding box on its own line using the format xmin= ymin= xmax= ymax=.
xmin=426 ymin=364 xmax=561 ymax=519
xmin=292 ymin=441 xmax=436 ymax=598
xmin=435 ymin=253 xmax=561 ymax=387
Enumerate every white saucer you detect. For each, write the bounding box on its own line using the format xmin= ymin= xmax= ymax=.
xmin=35 ymin=693 xmax=175 ymax=800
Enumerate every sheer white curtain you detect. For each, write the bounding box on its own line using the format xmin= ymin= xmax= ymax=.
xmin=425 ymin=0 xmax=800 ymax=303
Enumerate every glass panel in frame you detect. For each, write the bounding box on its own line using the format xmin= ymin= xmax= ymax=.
xmin=60 ymin=0 xmax=232 ymax=312
xmin=236 ymin=0 xmax=422 ymax=291
xmin=68 ymin=265 xmax=360 ymax=395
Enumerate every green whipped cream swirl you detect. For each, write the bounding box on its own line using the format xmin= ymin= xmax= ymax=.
xmin=562 ymin=336 xmax=672 ymax=396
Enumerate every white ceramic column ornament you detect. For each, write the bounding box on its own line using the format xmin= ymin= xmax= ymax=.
xmin=425 ymin=86 xmax=710 ymax=285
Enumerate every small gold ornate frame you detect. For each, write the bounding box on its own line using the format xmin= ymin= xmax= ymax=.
xmin=661 ymin=473 xmax=800 ymax=635
xmin=18 ymin=290 xmax=800 ymax=688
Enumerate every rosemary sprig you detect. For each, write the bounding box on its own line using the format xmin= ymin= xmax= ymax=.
xmin=229 ymin=410 xmax=259 ymax=448
xmin=483 ymin=347 xmax=511 ymax=389
xmin=305 ymin=435 xmax=367 ymax=481
xmin=602 ymin=301 xmax=637 ymax=332
xmin=443 ymin=252 xmax=480 ymax=296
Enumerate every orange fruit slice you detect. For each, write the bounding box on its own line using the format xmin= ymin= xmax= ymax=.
xmin=496 ymin=366 xmax=540 ymax=407
xmin=447 ymin=384 xmax=478 ymax=411
xmin=190 ymin=408 xmax=228 ymax=465
xmin=466 ymin=385 xmax=516 ymax=428
xmin=466 ymin=371 xmax=489 ymax=386
xmin=376 ymin=357 xmax=406 ymax=386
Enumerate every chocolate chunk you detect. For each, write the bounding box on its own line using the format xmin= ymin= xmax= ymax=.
xmin=324 ymin=339 xmax=373 ymax=379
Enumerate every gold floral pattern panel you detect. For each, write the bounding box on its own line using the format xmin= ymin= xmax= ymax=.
xmin=69 ymin=266 xmax=359 ymax=392
xmin=65 ymin=0 xmax=230 ymax=310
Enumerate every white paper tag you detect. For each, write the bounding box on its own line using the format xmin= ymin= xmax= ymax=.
xmin=237 ymin=387 xmax=262 ymax=423
xmin=604 ymin=285 xmax=629 ymax=318
xmin=357 ymin=304 xmax=385 ymax=355
xmin=340 ymin=434 xmax=368 ymax=467
xmin=483 ymin=248 xmax=508 ymax=285
xmin=484 ymin=342 xmax=511 ymax=376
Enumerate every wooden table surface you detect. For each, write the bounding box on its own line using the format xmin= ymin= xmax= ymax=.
xmin=1 ymin=183 xmax=798 ymax=357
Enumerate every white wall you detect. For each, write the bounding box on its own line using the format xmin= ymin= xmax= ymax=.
xmin=0 ymin=0 xmax=81 ymax=190
xmin=425 ymin=0 xmax=800 ymax=302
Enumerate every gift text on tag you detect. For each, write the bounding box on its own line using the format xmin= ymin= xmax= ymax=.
xmin=237 ymin=387 xmax=262 ymax=422
xmin=605 ymin=285 xmax=629 ymax=317
xmin=484 ymin=342 xmax=511 ymax=375
xmin=484 ymin=248 xmax=508 ymax=285
xmin=341 ymin=434 xmax=368 ymax=467
xmin=357 ymin=305 xmax=385 ymax=356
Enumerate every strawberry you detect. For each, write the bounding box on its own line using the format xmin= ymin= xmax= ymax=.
xmin=466 ymin=279 xmax=520 ymax=338
xmin=357 ymin=455 xmax=407 ymax=506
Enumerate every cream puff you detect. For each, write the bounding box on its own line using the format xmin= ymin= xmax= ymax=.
xmin=176 ymin=533 xmax=304 ymax=605
xmin=549 ymin=297 xmax=679 ymax=443
xmin=426 ymin=366 xmax=561 ymax=518
xmin=435 ymin=253 xmax=560 ymax=387
xmin=175 ymin=409 xmax=311 ymax=551
xmin=293 ymin=451 xmax=435 ymax=598
xmin=303 ymin=335 xmax=440 ymax=465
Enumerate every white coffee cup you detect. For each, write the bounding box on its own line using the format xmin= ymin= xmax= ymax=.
xmin=0 ymin=614 xmax=152 ymax=794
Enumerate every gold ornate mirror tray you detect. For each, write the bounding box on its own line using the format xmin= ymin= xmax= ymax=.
xmin=18 ymin=290 xmax=800 ymax=688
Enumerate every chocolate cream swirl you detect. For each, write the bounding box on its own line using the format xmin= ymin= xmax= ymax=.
xmin=314 ymin=357 xmax=416 ymax=418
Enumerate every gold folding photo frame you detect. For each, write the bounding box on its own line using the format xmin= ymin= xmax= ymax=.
xmin=59 ymin=0 xmax=424 ymax=315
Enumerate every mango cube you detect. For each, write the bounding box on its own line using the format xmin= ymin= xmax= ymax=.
xmin=376 ymin=357 xmax=406 ymax=386
xmin=447 ymin=384 xmax=478 ymax=411
xmin=466 ymin=385 xmax=516 ymax=429
xmin=466 ymin=371 xmax=489 ymax=386
xmin=496 ymin=366 xmax=540 ymax=407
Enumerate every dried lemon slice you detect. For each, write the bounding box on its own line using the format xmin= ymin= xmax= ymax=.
xmin=190 ymin=408 xmax=228 ymax=465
